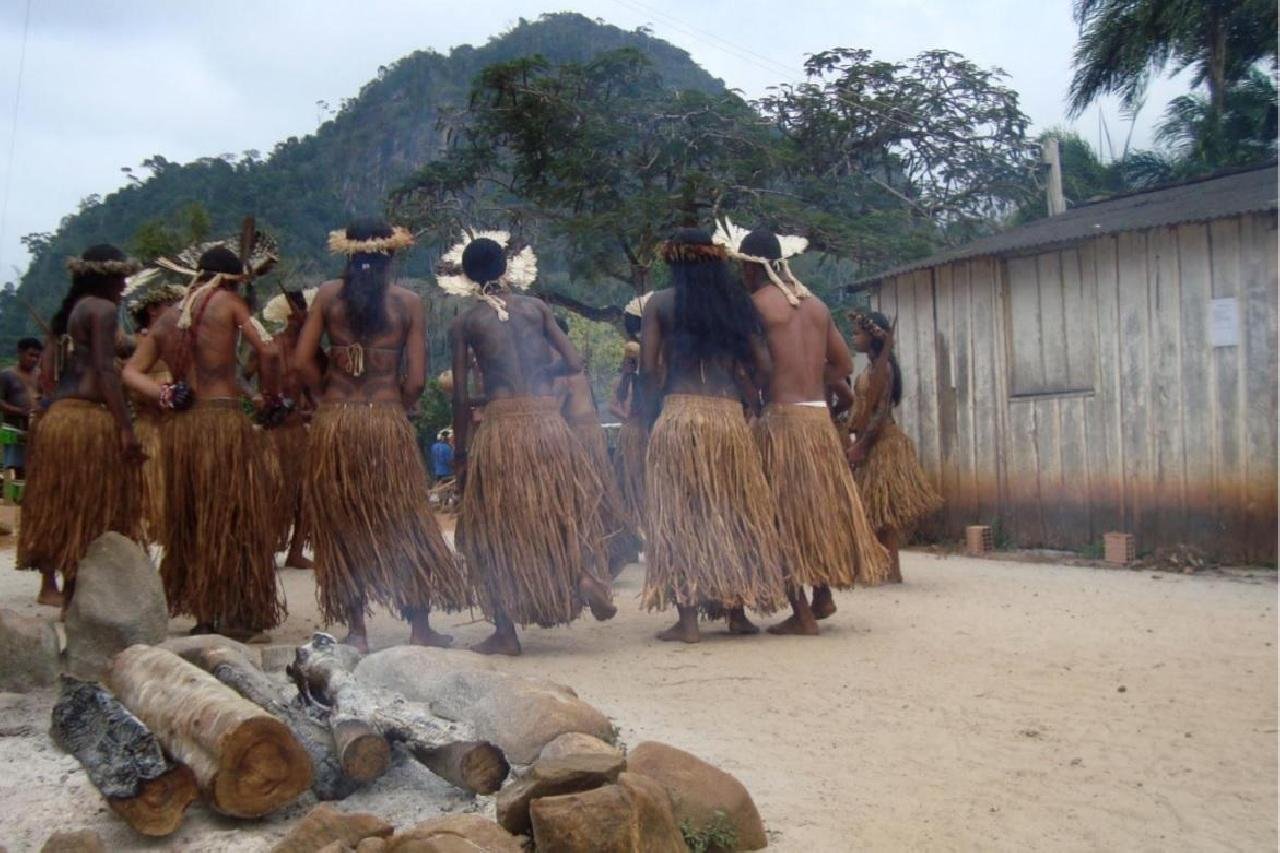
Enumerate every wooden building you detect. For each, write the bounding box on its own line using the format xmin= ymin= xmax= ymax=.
xmin=853 ymin=164 xmax=1278 ymax=562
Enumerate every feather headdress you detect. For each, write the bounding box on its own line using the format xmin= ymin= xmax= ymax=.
xmin=712 ymin=217 xmax=811 ymax=307
xmin=624 ymin=292 xmax=654 ymax=318
xmin=327 ymin=226 xmax=415 ymax=256
xmin=262 ymin=287 xmax=317 ymax=327
xmin=848 ymin=310 xmax=889 ymax=340
xmin=65 ymin=256 xmax=142 ymax=277
xmin=169 ymin=230 xmax=279 ymax=331
xmin=434 ymin=229 xmax=538 ymax=322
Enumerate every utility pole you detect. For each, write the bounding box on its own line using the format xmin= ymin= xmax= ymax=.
xmin=1043 ymin=137 xmax=1066 ymax=217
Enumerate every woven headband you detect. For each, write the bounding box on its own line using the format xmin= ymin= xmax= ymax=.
xmin=660 ymin=241 xmax=726 ymax=264
xmin=848 ymin=310 xmax=889 ymax=340
xmin=65 ymin=257 xmax=142 ymax=277
xmin=327 ymin=226 xmax=415 ymax=256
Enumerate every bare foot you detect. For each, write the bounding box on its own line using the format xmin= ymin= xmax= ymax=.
xmin=767 ymin=614 xmax=820 ymax=636
xmin=36 ymin=589 xmax=65 ymax=608
xmin=342 ymin=631 xmax=370 ymax=654
xmin=409 ymin=627 xmax=454 ymax=649
xmin=472 ymin=631 xmax=521 ymax=656
xmin=727 ymin=609 xmax=760 ymax=635
xmin=286 ymin=555 xmax=313 ymax=571
xmin=657 ymin=621 xmax=701 ymax=643
xmin=580 ymin=576 xmax=617 ymax=622
xmin=811 ymin=588 xmax=837 ymax=620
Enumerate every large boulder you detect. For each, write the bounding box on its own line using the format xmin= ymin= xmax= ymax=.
xmin=271 ymin=804 xmax=394 ymax=853
xmin=529 ymin=772 xmax=686 ymax=853
xmin=497 ymin=751 xmax=627 ymax=835
xmin=538 ymin=731 xmax=624 ymax=762
xmin=0 ymin=609 xmax=59 ymax=691
xmin=386 ymin=815 xmax=522 ymax=853
xmin=627 ymin=741 xmax=767 ymax=850
xmin=64 ymin=533 xmax=167 ymax=679
xmin=356 ymin=646 xmax=615 ymax=764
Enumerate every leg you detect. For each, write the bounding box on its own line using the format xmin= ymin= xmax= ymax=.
xmin=59 ymin=574 xmax=77 ymax=619
xmin=657 ymin=604 xmax=700 ymax=644
xmin=36 ymin=567 xmax=63 ymax=608
xmin=879 ymin=527 xmax=902 ymax=583
xmin=726 ymin=605 xmax=759 ymax=635
xmin=580 ymin=572 xmax=617 ymax=621
xmin=343 ymin=606 xmax=370 ymax=654
xmin=811 ymin=584 xmax=837 ymax=620
xmin=407 ymin=606 xmax=453 ymax=648
xmin=284 ymin=509 xmax=312 ymax=570
xmin=473 ymin=610 xmax=521 ymax=656
xmin=768 ymin=588 xmax=820 ymax=636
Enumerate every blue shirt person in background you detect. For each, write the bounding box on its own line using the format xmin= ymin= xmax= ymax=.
xmin=430 ymin=429 xmax=455 ymax=480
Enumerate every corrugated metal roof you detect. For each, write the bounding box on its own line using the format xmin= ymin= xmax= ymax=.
xmin=851 ymin=162 xmax=1278 ymax=288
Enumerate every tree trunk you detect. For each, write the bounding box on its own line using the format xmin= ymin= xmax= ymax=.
xmin=289 ymin=633 xmax=510 ymax=794
xmin=194 ymin=646 xmax=360 ymax=801
xmin=50 ymin=676 xmax=198 ymax=836
xmin=1207 ymin=7 xmax=1228 ymax=116
xmin=105 ymin=645 xmax=313 ymax=818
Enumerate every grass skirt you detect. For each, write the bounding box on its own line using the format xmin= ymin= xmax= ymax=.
xmin=854 ymin=420 xmax=943 ymax=533
xmin=303 ymin=403 xmax=468 ymax=624
xmin=613 ymin=416 xmax=648 ymax=532
xmin=16 ymin=399 xmax=142 ymax=581
xmin=568 ymin=414 xmax=642 ymax=570
xmin=457 ymin=396 xmax=606 ymax=628
xmin=161 ymin=400 xmax=284 ymax=630
xmin=269 ymin=420 xmax=308 ymax=551
xmin=643 ymin=395 xmax=787 ymax=614
xmin=135 ymin=412 xmax=167 ymax=545
xmin=753 ymin=404 xmax=889 ymax=588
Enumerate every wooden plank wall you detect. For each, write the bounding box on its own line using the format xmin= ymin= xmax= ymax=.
xmin=873 ymin=212 xmax=1278 ymax=562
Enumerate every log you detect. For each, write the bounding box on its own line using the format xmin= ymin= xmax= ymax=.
xmin=289 ymin=633 xmax=510 ymax=794
xmin=199 ymin=646 xmax=360 ymax=801
xmin=106 ymin=644 xmax=313 ymax=818
xmin=49 ymin=676 xmax=198 ymax=836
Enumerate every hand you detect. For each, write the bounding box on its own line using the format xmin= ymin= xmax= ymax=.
xmin=120 ymin=429 xmax=147 ymax=465
xmin=847 ymin=441 xmax=868 ymax=466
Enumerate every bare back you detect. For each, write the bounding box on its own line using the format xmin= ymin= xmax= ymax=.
xmin=456 ymin=294 xmax=566 ymax=399
xmin=54 ymin=296 xmax=120 ymax=404
xmin=643 ymin=288 xmax=752 ymax=402
xmin=313 ymin=280 xmax=420 ymax=404
xmin=752 ymin=286 xmax=844 ymax=405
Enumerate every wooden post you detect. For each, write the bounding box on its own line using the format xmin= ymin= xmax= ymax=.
xmin=1043 ymin=137 xmax=1066 ymax=217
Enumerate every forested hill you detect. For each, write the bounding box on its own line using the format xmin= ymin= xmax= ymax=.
xmin=0 ymin=13 xmax=724 ymax=347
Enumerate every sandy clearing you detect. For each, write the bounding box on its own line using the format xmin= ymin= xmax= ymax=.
xmin=0 ymin=545 xmax=1273 ymax=852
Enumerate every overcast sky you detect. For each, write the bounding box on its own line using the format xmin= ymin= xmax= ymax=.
xmin=0 ymin=0 xmax=1193 ymax=281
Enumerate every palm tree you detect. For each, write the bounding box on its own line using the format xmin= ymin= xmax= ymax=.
xmin=1154 ymin=69 xmax=1278 ymax=166
xmin=1067 ymin=0 xmax=1277 ymax=117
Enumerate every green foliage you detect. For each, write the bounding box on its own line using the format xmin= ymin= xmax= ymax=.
xmin=412 ymin=378 xmax=453 ymax=449
xmin=129 ymin=202 xmax=214 ymax=262
xmin=565 ymin=314 xmax=626 ymax=406
xmin=679 ymin=812 xmax=738 ymax=853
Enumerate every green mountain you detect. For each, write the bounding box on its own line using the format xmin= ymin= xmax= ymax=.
xmin=0 ymin=13 xmax=724 ymax=349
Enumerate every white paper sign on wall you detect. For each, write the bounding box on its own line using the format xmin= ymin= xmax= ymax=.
xmin=1209 ymin=297 xmax=1240 ymax=348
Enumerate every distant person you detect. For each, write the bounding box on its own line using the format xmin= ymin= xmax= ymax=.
xmin=430 ymin=429 xmax=455 ymax=481
xmin=845 ymin=310 xmax=943 ymax=583
xmin=728 ymin=225 xmax=888 ymax=636
xmin=0 ymin=337 xmax=43 ymax=474
xmin=638 ymin=228 xmax=786 ymax=644
xmin=446 ymin=233 xmax=614 ymax=656
xmin=18 ymin=245 xmax=144 ymax=610
xmin=610 ymin=296 xmax=651 ymax=530
xmin=295 ymin=219 xmax=468 ymax=653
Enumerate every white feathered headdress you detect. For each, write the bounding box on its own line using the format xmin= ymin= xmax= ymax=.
xmin=262 ymin=288 xmax=318 ymax=327
xmin=434 ymin=229 xmax=538 ymax=322
xmin=712 ymin=217 xmax=811 ymax=307
xmin=624 ymin=292 xmax=653 ymax=319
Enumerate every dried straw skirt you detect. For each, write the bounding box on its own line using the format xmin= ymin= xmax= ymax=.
xmin=613 ymin=415 xmax=648 ymax=531
xmin=753 ymin=404 xmax=889 ymax=588
xmin=269 ymin=420 xmax=308 ymax=550
xmin=643 ymin=394 xmax=787 ymax=614
xmin=303 ymin=402 xmax=468 ymax=624
xmin=161 ymin=400 xmax=284 ymax=630
xmin=17 ymin=399 xmax=142 ymax=581
xmin=457 ymin=396 xmax=606 ymax=628
xmin=854 ymin=420 xmax=943 ymax=533
xmin=136 ymin=411 xmax=174 ymax=545
xmin=568 ymin=413 xmax=641 ymax=571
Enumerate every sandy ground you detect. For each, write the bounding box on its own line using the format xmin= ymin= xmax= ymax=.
xmin=0 ymin=535 xmax=1273 ymax=852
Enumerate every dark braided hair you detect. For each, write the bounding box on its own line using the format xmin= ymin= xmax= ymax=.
xmin=340 ymin=218 xmax=395 ymax=338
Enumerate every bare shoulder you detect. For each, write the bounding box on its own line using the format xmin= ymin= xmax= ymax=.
xmin=802 ymin=294 xmax=832 ymax=323
xmin=315 ymin=279 xmax=343 ymax=302
xmin=648 ymin=288 xmax=675 ymax=314
xmin=389 ymin=282 xmax=423 ymax=307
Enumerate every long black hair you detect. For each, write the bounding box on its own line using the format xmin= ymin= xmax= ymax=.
xmin=866 ymin=310 xmax=903 ymax=407
xmin=667 ymin=228 xmax=761 ymax=367
xmin=340 ymin=218 xmax=394 ymax=338
xmin=52 ymin=244 xmax=129 ymax=336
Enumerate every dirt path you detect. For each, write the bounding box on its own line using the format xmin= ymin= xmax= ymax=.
xmin=0 ymin=545 xmax=1273 ymax=851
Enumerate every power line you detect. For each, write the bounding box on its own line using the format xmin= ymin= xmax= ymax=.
xmin=0 ymin=0 xmax=34 ymax=282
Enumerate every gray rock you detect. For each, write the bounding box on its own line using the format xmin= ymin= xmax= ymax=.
xmin=356 ymin=646 xmax=615 ymax=764
xmin=0 ymin=609 xmax=59 ymax=691
xmin=64 ymin=533 xmax=167 ymax=680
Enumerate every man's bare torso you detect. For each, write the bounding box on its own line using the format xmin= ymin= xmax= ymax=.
xmin=149 ymin=289 xmax=245 ymax=399
xmin=460 ymin=294 xmax=560 ymax=399
xmin=752 ymin=286 xmax=832 ymax=405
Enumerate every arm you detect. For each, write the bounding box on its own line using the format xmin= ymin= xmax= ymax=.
xmin=0 ymin=374 xmax=25 ymax=419
xmin=232 ymin=300 xmax=281 ymax=397
xmin=608 ymin=369 xmax=633 ymax=419
xmin=90 ymin=303 xmax=140 ymax=461
xmin=400 ymin=292 xmax=427 ymax=408
xmin=827 ymin=376 xmax=854 ymax=419
xmin=293 ymin=288 xmax=327 ymax=392
xmin=122 ymin=331 xmax=164 ymax=405
xmin=449 ymin=316 xmax=471 ymax=462
xmin=824 ymin=316 xmax=855 ymax=418
xmin=637 ymin=299 xmax=663 ymax=428
xmin=542 ymin=304 xmax=584 ymax=376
